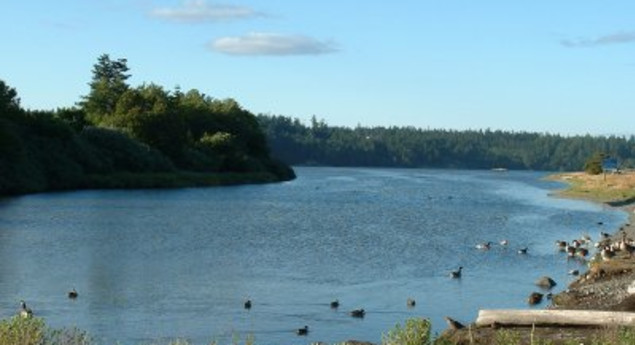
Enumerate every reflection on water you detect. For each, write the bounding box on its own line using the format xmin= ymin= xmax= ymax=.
xmin=0 ymin=167 xmax=627 ymax=345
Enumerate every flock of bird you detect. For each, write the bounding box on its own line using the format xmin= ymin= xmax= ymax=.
xmin=242 ymin=297 xmax=373 ymax=336
xmin=442 ymin=224 xmax=635 ymax=325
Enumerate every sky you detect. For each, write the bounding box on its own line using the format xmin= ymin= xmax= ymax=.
xmin=1 ymin=1 xmax=634 ymax=136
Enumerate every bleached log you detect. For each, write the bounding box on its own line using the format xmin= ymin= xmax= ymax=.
xmin=475 ymin=309 xmax=635 ymax=328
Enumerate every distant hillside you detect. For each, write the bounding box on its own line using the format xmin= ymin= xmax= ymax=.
xmin=258 ymin=114 xmax=635 ymax=171
xmin=0 ymin=55 xmax=294 ymax=196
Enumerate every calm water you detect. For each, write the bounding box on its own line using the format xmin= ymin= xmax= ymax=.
xmin=0 ymin=167 xmax=627 ymax=345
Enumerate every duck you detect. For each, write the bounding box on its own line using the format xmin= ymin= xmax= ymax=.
xmin=517 ymin=247 xmax=528 ymax=255
xmin=350 ymin=309 xmax=365 ymax=318
xmin=68 ymin=288 xmax=78 ymax=299
xmin=330 ymin=299 xmax=340 ymax=309
xmin=244 ymin=299 xmax=252 ymax=310
xmin=443 ymin=316 xmax=465 ymax=330
xmin=555 ymin=240 xmax=567 ymax=251
xmin=296 ymin=325 xmax=309 ymax=335
xmin=450 ymin=266 xmax=463 ymax=279
xmin=19 ymin=300 xmax=33 ymax=318
xmin=577 ymin=248 xmax=589 ymax=257
xmin=475 ymin=242 xmax=492 ymax=250
xmin=499 ymin=239 xmax=509 ymax=246
xmin=527 ymin=292 xmax=543 ymax=305
xmin=406 ymin=298 xmax=416 ymax=308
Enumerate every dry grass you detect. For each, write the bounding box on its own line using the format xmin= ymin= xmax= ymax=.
xmin=548 ymin=171 xmax=635 ymax=203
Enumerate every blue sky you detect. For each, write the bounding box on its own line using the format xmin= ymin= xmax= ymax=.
xmin=1 ymin=1 xmax=634 ymax=135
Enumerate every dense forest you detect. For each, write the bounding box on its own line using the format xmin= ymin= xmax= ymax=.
xmin=0 ymin=54 xmax=294 ymax=196
xmin=257 ymin=115 xmax=635 ymax=171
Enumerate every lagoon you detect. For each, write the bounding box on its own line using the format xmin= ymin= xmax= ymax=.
xmin=0 ymin=167 xmax=627 ymax=345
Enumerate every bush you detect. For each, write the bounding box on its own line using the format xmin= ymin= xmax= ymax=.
xmin=382 ymin=318 xmax=431 ymax=345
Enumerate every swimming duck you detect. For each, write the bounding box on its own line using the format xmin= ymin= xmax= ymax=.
xmin=244 ymin=299 xmax=252 ymax=310
xmin=350 ymin=309 xmax=365 ymax=318
xmin=68 ymin=288 xmax=78 ymax=299
xmin=19 ymin=300 xmax=33 ymax=318
xmin=568 ymin=269 xmax=580 ymax=276
xmin=475 ymin=242 xmax=492 ymax=250
xmin=555 ymin=240 xmax=567 ymax=251
xmin=499 ymin=240 xmax=509 ymax=246
xmin=406 ymin=298 xmax=416 ymax=308
xmin=296 ymin=325 xmax=309 ymax=335
xmin=443 ymin=316 xmax=465 ymax=330
xmin=330 ymin=299 xmax=340 ymax=309
xmin=517 ymin=247 xmax=528 ymax=255
xmin=450 ymin=266 xmax=463 ymax=279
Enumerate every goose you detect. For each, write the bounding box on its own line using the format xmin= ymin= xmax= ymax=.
xmin=443 ymin=316 xmax=465 ymax=330
xmin=475 ymin=242 xmax=492 ymax=250
xmin=350 ymin=309 xmax=365 ymax=318
xmin=244 ymin=299 xmax=252 ymax=310
xmin=330 ymin=299 xmax=340 ymax=309
xmin=527 ymin=292 xmax=543 ymax=305
xmin=517 ymin=247 xmax=528 ymax=255
xmin=406 ymin=298 xmax=416 ymax=308
xmin=296 ymin=325 xmax=309 ymax=335
xmin=450 ymin=266 xmax=463 ymax=279
xmin=19 ymin=300 xmax=33 ymax=318
xmin=68 ymin=288 xmax=78 ymax=299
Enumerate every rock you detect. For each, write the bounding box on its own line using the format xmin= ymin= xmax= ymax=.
xmin=535 ymin=276 xmax=557 ymax=289
xmin=627 ymin=280 xmax=635 ymax=295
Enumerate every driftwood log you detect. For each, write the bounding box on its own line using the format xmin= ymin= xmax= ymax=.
xmin=475 ymin=309 xmax=635 ymax=328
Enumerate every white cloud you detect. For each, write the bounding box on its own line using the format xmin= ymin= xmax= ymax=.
xmin=561 ymin=31 xmax=635 ymax=47
xmin=151 ymin=0 xmax=263 ymax=22
xmin=210 ymin=32 xmax=339 ymax=56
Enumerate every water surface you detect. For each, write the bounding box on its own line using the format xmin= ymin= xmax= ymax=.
xmin=0 ymin=167 xmax=627 ymax=344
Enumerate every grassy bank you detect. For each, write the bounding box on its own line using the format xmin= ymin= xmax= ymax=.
xmin=7 ymin=315 xmax=635 ymax=345
xmin=547 ymin=171 xmax=635 ymax=204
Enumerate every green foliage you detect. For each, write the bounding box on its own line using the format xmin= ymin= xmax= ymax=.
xmin=584 ymin=152 xmax=606 ymax=175
xmin=258 ymin=114 xmax=635 ymax=171
xmin=80 ymin=53 xmax=131 ymax=120
xmin=382 ymin=318 xmax=431 ymax=345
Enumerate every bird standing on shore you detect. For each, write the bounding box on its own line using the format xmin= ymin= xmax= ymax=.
xmin=443 ymin=316 xmax=465 ymax=330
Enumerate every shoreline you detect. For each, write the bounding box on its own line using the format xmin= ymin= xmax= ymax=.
xmin=438 ymin=172 xmax=635 ymax=344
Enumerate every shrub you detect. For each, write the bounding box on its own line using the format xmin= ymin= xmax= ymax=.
xmin=382 ymin=318 xmax=431 ymax=345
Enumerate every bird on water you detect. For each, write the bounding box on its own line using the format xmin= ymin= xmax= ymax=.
xmin=19 ymin=300 xmax=33 ymax=318
xmin=68 ymin=288 xmax=78 ymax=299
xmin=244 ymin=299 xmax=252 ymax=310
xmin=350 ymin=309 xmax=365 ymax=318
xmin=450 ymin=266 xmax=463 ymax=279
xmin=296 ymin=325 xmax=309 ymax=335
xmin=330 ymin=299 xmax=339 ymax=309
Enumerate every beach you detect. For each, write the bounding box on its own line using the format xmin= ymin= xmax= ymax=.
xmin=438 ymin=171 xmax=635 ymax=344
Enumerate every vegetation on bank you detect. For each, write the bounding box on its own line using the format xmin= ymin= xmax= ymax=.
xmin=548 ymin=171 xmax=635 ymax=204
xmin=0 ymin=55 xmax=294 ymax=196
xmin=7 ymin=315 xmax=635 ymax=345
xmin=257 ymin=114 xmax=635 ymax=171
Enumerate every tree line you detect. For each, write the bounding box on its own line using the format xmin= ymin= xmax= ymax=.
xmin=0 ymin=54 xmax=294 ymax=196
xmin=257 ymin=114 xmax=635 ymax=171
